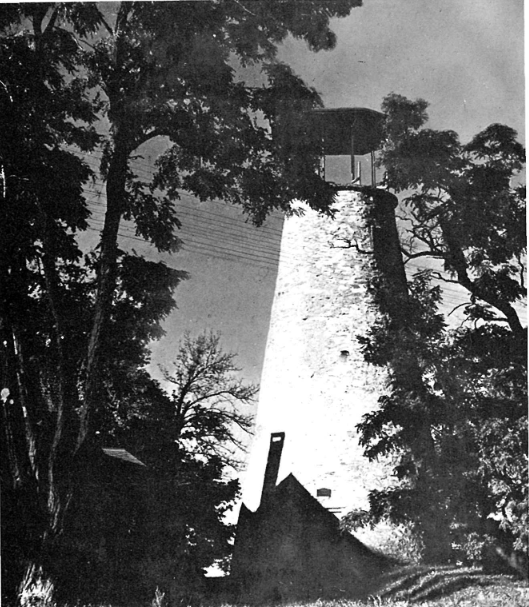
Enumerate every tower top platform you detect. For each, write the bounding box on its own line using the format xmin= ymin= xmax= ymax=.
xmin=308 ymin=107 xmax=385 ymax=156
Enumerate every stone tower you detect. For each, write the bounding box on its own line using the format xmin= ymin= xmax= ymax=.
xmin=241 ymin=108 xmax=403 ymax=526
xmin=242 ymin=185 xmax=393 ymax=516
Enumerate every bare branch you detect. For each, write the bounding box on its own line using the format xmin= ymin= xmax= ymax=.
xmin=401 ymin=249 xmax=444 ymax=261
xmin=516 ymin=254 xmax=525 ymax=291
xmin=161 ymin=331 xmax=257 ymax=463
xmin=181 ymin=387 xmax=256 ymax=412
xmin=426 ymin=271 xmax=460 ymax=284
xmin=330 ymin=237 xmax=373 ymax=255
xmin=447 ymin=302 xmax=470 ymax=317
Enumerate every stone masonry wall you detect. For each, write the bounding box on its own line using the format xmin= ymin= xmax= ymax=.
xmin=242 ymin=189 xmax=391 ymax=517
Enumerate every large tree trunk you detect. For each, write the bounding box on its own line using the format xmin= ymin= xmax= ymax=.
xmin=2 ymin=298 xmax=74 ymax=605
xmin=77 ymin=10 xmax=132 ymax=449
xmin=0 ymin=290 xmax=52 ymax=604
xmin=1 ymin=8 xmax=136 ymax=604
xmin=77 ymin=137 xmax=129 ymax=450
xmin=370 ymin=190 xmax=437 ymax=459
xmin=11 ymin=133 xmax=130 ymax=602
xmin=370 ymin=189 xmax=449 ymax=561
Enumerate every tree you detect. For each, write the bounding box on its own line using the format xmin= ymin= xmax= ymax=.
xmin=0 ymin=6 xmax=111 ymax=600
xmin=352 ymin=95 xmax=527 ymax=568
xmin=131 ymin=332 xmax=257 ymax=601
xmin=379 ymin=93 xmax=526 ymax=340
xmin=54 ymin=332 xmax=256 ymax=604
xmin=158 ymin=331 xmax=256 ymax=464
xmin=1 ymin=2 xmax=364 ymax=601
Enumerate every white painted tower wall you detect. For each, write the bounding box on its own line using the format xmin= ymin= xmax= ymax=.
xmin=242 ymin=189 xmax=390 ymax=515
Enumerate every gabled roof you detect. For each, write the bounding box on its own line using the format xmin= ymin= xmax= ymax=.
xmin=273 ymin=473 xmax=339 ymax=523
xmin=271 ymin=473 xmax=384 ymax=560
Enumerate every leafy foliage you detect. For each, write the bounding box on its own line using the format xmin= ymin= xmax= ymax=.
xmin=2 ymin=3 xmax=364 ymax=600
xmin=354 ymin=96 xmax=527 ymax=569
xmin=380 ymin=93 xmax=526 ymax=337
xmin=55 ymin=332 xmax=256 ymax=603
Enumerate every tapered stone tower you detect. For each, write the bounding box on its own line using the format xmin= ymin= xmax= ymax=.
xmin=242 ymin=109 xmax=396 ymax=518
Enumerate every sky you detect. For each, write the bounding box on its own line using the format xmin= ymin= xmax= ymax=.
xmin=88 ymin=0 xmax=526 ymax=484
xmin=279 ymin=0 xmax=524 ymax=144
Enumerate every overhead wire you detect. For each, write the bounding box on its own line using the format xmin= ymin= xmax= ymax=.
xmin=84 ymin=213 xmax=288 ymax=272
xmin=81 ymin=156 xmax=448 ymax=275
xmin=84 ymin=225 xmax=279 ymax=272
xmin=79 ymin=168 xmax=286 ymax=241
xmin=85 ymin=202 xmax=285 ymax=263
xmin=84 ymin=203 xmax=292 ymax=270
xmin=80 ymin=182 xmax=295 ymax=268
xmin=85 ymin=222 xmax=285 ymax=272
xmin=78 ymin=149 xmax=286 ymax=234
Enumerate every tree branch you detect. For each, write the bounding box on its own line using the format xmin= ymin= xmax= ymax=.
xmin=330 ymin=237 xmax=373 ymax=255
xmin=447 ymin=302 xmax=470 ymax=317
xmin=426 ymin=271 xmax=460 ymax=284
xmin=442 ymin=220 xmax=525 ymax=339
xmin=401 ymin=249 xmax=444 ymax=261
xmin=181 ymin=388 xmax=255 ymax=411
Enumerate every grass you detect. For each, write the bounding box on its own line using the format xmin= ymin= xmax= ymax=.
xmin=14 ymin=566 xmax=529 ymax=607
xmin=366 ymin=564 xmax=529 ymax=605
xmin=212 ymin=566 xmax=529 ymax=607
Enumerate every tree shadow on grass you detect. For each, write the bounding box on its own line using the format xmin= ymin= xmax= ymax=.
xmin=374 ymin=565 xmax=521 ymax=604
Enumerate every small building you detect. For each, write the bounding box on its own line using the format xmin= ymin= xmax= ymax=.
xmin=230 ymin=433 xmax=393 ymax=602
xmin=55 ymin=446 xmax=149 ymax=603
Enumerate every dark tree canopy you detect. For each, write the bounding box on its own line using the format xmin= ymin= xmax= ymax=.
xmin=55 ymin=332 xmax=256 ymax=604
xmin=380 ymin=93 xmax=526 ymax=338
xmin=351 ymin=94 xmax=527 ymax=570
xmin=0 ymin=2 xmax=364 ymax=602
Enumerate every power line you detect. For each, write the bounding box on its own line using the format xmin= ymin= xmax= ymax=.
xmin=85 ymin=220 xmax=287 ymax=272
xmin=77 ymin=149 xmax=287 ymax=234
xmin=93 ymin=206 xmax=285 ymax=263
xmin=85 ymin=225 xmax=280 ymax=272
xmin=85 ymin=215 xmax=288 ymax=269
xmin=80 ymin=182 xmax=286 ymax=239
xmin=83 ymin=184 xmax=524 ymax=288
xmin=84 ymin=219 xmax=525 ymax=325
xmin=84 ymin=208 xmax=524 ymax=296
xmin=85 ymin=194 xmax=460 ymax=277
xmin=82 ymin=192 xmax=296 ymax=267
xmin=86 ymin=202 xmax=283 ymax=260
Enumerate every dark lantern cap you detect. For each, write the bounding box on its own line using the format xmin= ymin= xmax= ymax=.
xmin=308 ymin=107 xmax=385 ymax=156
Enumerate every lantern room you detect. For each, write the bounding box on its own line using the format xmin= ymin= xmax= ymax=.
xmin=307 ymin=107 xmax=385 ymax=185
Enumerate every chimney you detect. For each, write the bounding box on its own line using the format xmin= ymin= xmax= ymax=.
xmin=261 ymin=432 xmax=285 ymax=498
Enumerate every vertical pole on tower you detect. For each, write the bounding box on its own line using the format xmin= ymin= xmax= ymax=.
xmin=319 ymin=154 xmax=326 ymax=180
xmin=319 ymin=122 xmax=326 ymax=179
xmin=350 ymin=128 xmax=356 ymax=182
